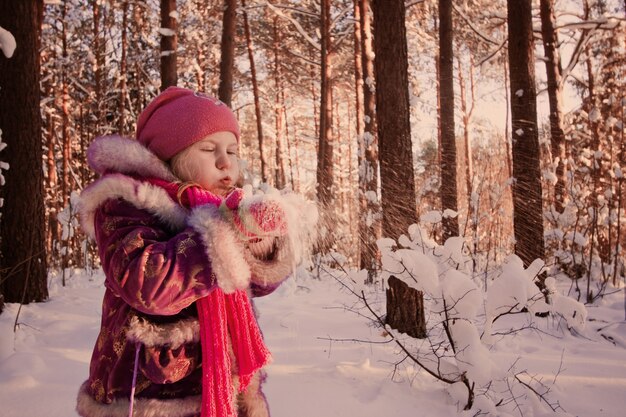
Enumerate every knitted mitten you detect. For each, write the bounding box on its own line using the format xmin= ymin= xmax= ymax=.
xmin=221 ymin=188 xmax=288 ymax=241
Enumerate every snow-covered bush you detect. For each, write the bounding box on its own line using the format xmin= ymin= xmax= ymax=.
xmin=337 ymin=223 xmax=587 ymax=415
xmin=543 ymin=21 xmax=626 ymax=303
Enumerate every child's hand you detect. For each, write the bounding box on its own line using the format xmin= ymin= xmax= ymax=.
xmin=221 ymin=188 xmax=288 ymax=241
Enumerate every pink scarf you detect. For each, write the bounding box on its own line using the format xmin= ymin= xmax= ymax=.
xmin=147 ymin=178 xmax=271 ymax=417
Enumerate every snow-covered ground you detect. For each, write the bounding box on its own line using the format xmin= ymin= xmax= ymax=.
xmin=1 ymin=269 xmax=625 ymax=417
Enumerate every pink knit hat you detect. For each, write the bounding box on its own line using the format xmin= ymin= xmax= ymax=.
xmin=136 ymin=87 xmax=240 ymax=161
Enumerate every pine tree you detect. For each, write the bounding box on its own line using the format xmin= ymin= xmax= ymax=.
xmin=507 ymin=0 xmax=545 ymax=267
xmin=0 ymin=0 xmax=49 ymax=305
xmin=439 ymin=0 xmax=459 ymax=241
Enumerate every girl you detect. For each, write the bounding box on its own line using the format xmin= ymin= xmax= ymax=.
xmin=76 ymin=87 xmax=308 ymax=417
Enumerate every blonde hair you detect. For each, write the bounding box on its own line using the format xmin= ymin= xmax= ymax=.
xmin=170 ymin=146 xmax=198 ymax=184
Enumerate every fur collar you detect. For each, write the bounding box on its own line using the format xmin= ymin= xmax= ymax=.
xmin=78 ymin=174 xmax=188 ymax=240
xmin=87 ymin=135 xmax=177 ymax=181
xmin=79 ymin=135 xmax=187 ymax=239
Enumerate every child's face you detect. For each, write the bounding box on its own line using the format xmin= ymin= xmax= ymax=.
xmin=172 ymin=131 xmax=240 ymax=196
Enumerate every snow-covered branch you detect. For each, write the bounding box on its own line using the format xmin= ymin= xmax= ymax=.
xmin=265 ymin=1 xmax=320 ymax=51
xmin=0 ymin=26 xmax=16 ymax=58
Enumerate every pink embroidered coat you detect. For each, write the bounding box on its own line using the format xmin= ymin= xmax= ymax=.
xmin=76 ymin=136 xmax=293 ymax=417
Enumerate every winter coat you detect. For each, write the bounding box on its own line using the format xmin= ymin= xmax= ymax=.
xmin=76 ymin=136 xmax=293 ymax=417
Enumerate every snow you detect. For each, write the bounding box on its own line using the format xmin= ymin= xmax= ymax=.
xmin=364 ymin=190 xmax=377 ymax=203
xmin=589 ymin=107 xmax=601 ymax=122
xmin=448 ymin=319 xmax=493 ymax=386
xmin=421 ymin=210 xmax=442 ymax=224
xmin=0 ymin=26 xmax=16 ymax=58
xmin=158 ymin=28 xmax=176 ymax=37
xmin=442 ymin=208 xmax=458 ymax=218
xmin=440 ymin=269 xmax=481 ymax=319
xmin=1 ymin=270 xmax=626 ymax=416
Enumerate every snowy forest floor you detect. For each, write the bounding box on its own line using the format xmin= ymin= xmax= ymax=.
xmin=1 ymin=268 xmax=626 ymax=417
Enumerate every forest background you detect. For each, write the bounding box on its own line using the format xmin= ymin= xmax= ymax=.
xmin=0 ymin=0 xmax=625 ymax=349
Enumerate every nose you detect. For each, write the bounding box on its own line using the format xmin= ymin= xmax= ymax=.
xmin=215 ymin=150 xmax=231 ymax=170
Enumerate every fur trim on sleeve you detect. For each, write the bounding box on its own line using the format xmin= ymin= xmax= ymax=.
xmin=78 ymin=174 xmax=188 ymax=240
xmin=126 ymin=316 xmax=200 ymax=349
xmin=187 ymin=205 xmax=251 ymax=294
xmin=76 ymin=381 xmax=201 ymax=417
xmin=244 ymin=237 xmax=294 ymax=288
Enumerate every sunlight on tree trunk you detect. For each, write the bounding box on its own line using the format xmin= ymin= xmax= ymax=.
xmin=359 ymin=0 xmax=380 ymax=282
xmin=160 ymin=0 xmax=177 ymax=91
xmin=242 ymin=0 xmax=268 ymax=183
xmin=540 ymin=0 xmax=567 ymax=214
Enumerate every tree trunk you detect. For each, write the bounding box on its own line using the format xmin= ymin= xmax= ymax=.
xmin=317 ymin=0 xmax=334 ymax=207
xmin=316 ymin=0 xmax=335 ymax=251
xmin=92 ymin=0 xmax=105 ymax=133
xmin=353 ymin=0 xmax=364 ymax=139
xmin=160 ymin=0 xmax=177 ymax=91
xmin=46 ymin=111 xmax=59 ymax=264
xmin=61 ymin=1 xmax=71 ymax=207
xmin=283 ymin=89 xmax=295 ymax=191
xmin=359 ymin=0 xmax=380 ymax=281
xmin=242 ymin=0 xmax=268 ymax=183
xmin=119 ymin=1 xmax=129 ymax=135
xmin=458 ymin=55 xmax=477 ymax=263
xmin=372 ymin=0 xmax=422 ymax=335
xmin=0 ymin=0 xmax=49 ymax=304
xmin=503 ymin=59 xmax=513 ymax=179
xmin=539 ymin=0 xmax=567 ymax=213
xmin=371 ymin=0 xmax=418 ymax=240
xmin=507 ymin=0 xmax=545 ymax=267
xmin=458 ymin=56 xmax=475 ymax=209
xmin=218 ymin=0 xmax=237 ymax=106
xmin=439 ymin=0 xmax=458 ymax=241
xmin=385 ymin=276 xmax=426 ymax=338
xmin=273 ymin=17 xmax=287 ymax=189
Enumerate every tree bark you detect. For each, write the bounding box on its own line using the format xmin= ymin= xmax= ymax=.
xmin=61 ymin=1 xmax=71 ymax=208
xmin=160 ymin=0 xmax=177 ymax=91
xmin=218 ymin=0 xmax=237 ymax=106
xmin=507 ymin=0 xmax=545 ymax=267
xmin=316 ymin=0 xmax=335 ymax=252
xmin=385 ymin=276 xmax=426 ymax=338
xmin=92 ymin=0 xmax=105 ymax=133
xmin=242 ymin=0 xmax=268 ymax=183
xmin=273 ymin=17 xmax=287 ymax=189
xmin=371 ymin=0 xmax=418 ymax=241
xmin=359 ymin=0 xmax=380 ymax=281
xmin=439 ymin=0 xmax=459 ymax=241
xmin=539 ymin=0 xmax=567 ymax=213
xmin=119 ymin=1 xmax=129 ymax=135
xmin=317 ymin=0 xmax=334 ymax=208
xmin=353 ymin=0 xmax=364 ymax=139
xmin=0 ymin=0 xmax=49 ymax=304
